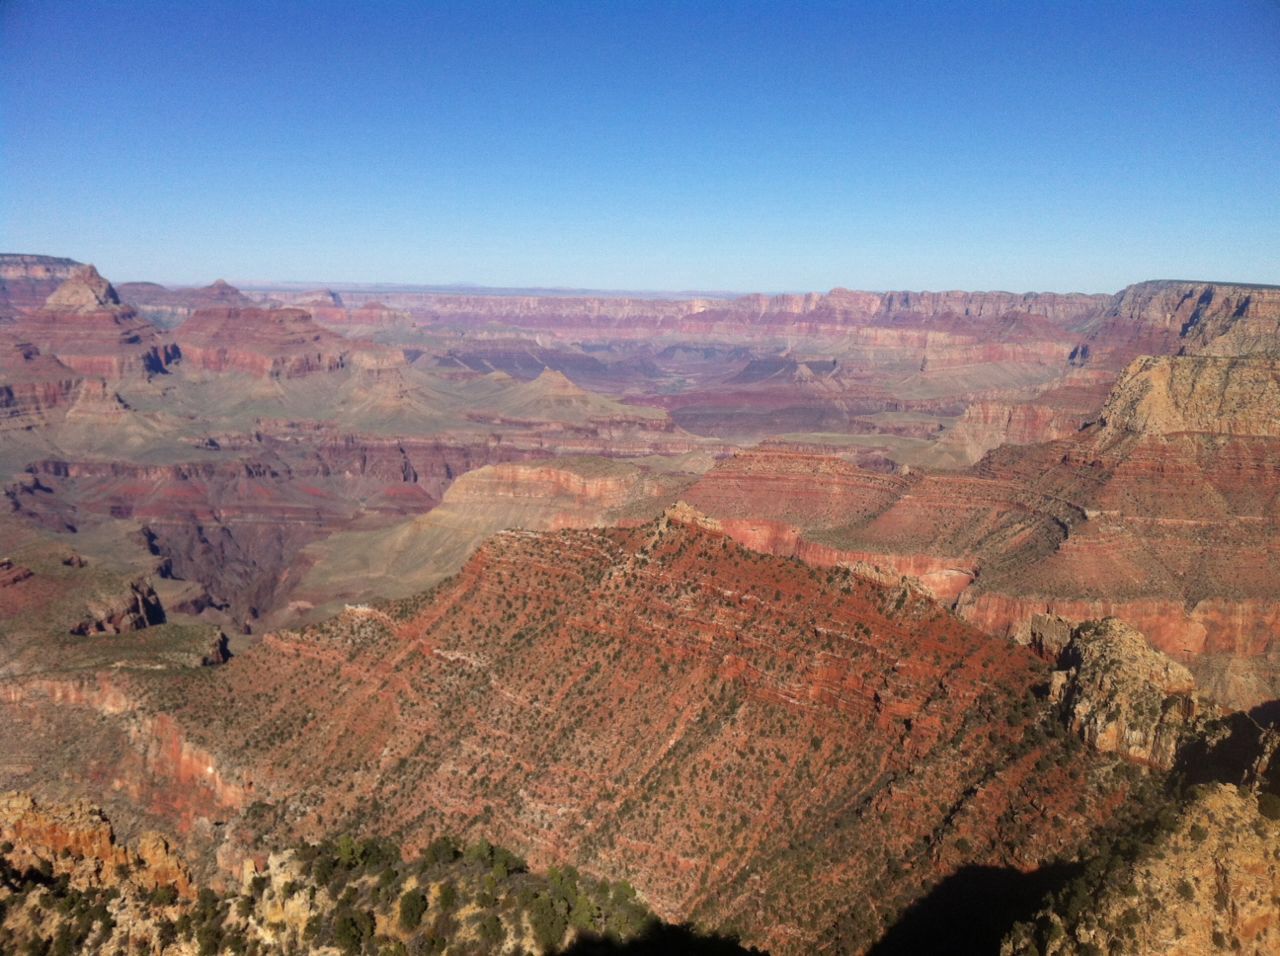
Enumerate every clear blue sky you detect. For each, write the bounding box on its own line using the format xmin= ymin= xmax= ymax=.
xmin=2 ymin=1 xmax=1278 ymax=292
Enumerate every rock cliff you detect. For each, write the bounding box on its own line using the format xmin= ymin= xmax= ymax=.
xmin=1075 ymin=279 xmax=1280 ymax=368
xmin=0 ymin=254 xmax=82 ymax=314
xmin=1096 ymin=354 xmax=1280 ymax=439
xmin=174 ymin=306 xmax=359 ymax=378
xmin=1047 ymin=619 xmax=1204 ymax=770
xmin=7 ymin=266 xmax=178 ymax=377
xmin=1003 ymin=783 xmax=1280 ymax=956
xmin=0 ymin=790 xmax=193 ymax=896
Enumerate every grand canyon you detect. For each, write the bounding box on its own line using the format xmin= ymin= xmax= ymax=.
xmin=1 ymin=252 xmax=1277 ymax=953
xmin=4 ymin=2 xmax=1278 ymax=950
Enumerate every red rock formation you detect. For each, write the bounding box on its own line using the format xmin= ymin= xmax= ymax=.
xmin=116 ymin=278 xmax=257 ymax=329
xmin=8 ymin=265 xmax=177 ymax=377
xmin=683 ymin=350 xmax=1280 ymax=710
xmin=8 ymin=435 xmax=544 ymax=626
xmin=1096 ymin=354 xmax=1280 ymax=438
xmin=1073 ymin=279 xmax=1280 ymax=368
xmin=69 ymin=578 xmax=165 ymax=635
xmin=0 ymin=790 xmax=194 ymax=896
xmin=0 ymin=673 xmax=248 ymax=833
xmin=354 ymin=286 xmax=1106 ymax=339
xmin=0 ymin=337 xmax=84 ymax=430
xmin=101 ymin=512 xmax=1133 ymax=953
xmin=930 ymin=369 xmax=1116 ymax=464
xmin=0 ymin=560 xmax=33 ymax=588
xmin=0 ymin=254 xmax=82 ymax=314
xmin=175 ymin=306 xmax=363 ymax=377
xmin=1047 ymin=618 xmax=1204 ymax=770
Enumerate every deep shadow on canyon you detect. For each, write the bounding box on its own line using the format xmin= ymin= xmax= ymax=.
xmin=868 ymin=863 xmax=1084 ymax=956
xmin=560 ymin=923 xmax=765 ymax=955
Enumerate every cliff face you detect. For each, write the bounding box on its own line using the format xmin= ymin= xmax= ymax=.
xmin=1004 ymin=784 xmax=1280 ymax=956
xmin=175 ymin=306 xmax=359 ymax=378
xmin=1097 ymin=354 xmax=1280 ymax=439
xmin=0 ymin=254 xmax=82 ymax=314
xmin=69 ymin=578 xmax=166 ymax=636
xmin=1047 ymin=619 xmax=1204 ymax=770
xmin=0 ymin=339 xmax=84 ymax=430
xmin=324 ymin=286 xmax=1107 ymax=335
xmin=0 ymin=790 xmax=193 ymax=897
xmin=874 ymin=289 xmax=1107 ymax=324
xmin=1077 ymin=279 xmax=1280 ymax=368
xmin=8 ymin=266 xmax=178 ymax=377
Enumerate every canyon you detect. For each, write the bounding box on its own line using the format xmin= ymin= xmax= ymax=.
xmin=1 ymin=251 xmax=1278 ymax=953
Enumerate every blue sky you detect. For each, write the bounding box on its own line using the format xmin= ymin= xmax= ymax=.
xmin=2 ymin=0 xmax=1278 ymax=292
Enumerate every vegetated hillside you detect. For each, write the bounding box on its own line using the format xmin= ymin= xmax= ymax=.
xmin=96 ymin=508 xmax=1146 ymax=954
xmin=0 ymin=791 xmax=755 ymax=956
xmin=292 ymin=456 xmax=698 ymax=616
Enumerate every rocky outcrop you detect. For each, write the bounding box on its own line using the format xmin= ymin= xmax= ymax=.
xmin=43 ymin=264 xmax=122 ymax=312
xmin=201 ymin=629 xmax=232 ymax=666
xmin=1096 ymin=354 xmax=1280 ymax=439
xmin=0 ymin=254 xmax=82 ymax=314
xmin=6 ymin=266 xmax=178 ymax=377
xmin=0 ymin=790 xmax=193 ymax=896
xmin=1004 ymin=783 xmax=1280 ymax=956
xmin=0 ymin=560 xmax=34 ymax=589
xmin=175 ymin=306 xmax=359 ymax=377
xmin=1047 ymin=618 xmax=1205 ymax=770
xmin=69 ymin=578 xmax=166 ymax=635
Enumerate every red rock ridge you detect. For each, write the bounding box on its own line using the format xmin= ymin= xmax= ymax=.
xmin=683 ymin=412 xmax=1280 ymax=710
xmin=7 ymin=265 xmax=177 ymax=377
xmin=0 ymin=254 xmax=83 ymax=314
xmin=127 ymin=514 xmax=1133 ymax=953
xmin=116 ymin=278 xmax=257 ymax=329
xmin=175 ymin=306 xmax=361 ymax=377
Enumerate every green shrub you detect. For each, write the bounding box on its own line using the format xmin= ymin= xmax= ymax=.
xmin=149 ymin=884 xmax=179 ymax=906
xmin=399 ymin=889 xmax=428 ymax=930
